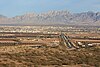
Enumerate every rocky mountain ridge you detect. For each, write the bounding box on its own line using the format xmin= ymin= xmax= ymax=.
xmin=0 ymin=10 xmax=100 ymax=26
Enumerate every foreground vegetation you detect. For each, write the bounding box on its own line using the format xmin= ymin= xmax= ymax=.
xmin=0 ymin=45 xmax=99 ymax=67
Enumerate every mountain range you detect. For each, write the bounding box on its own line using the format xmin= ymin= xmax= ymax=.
xmin=0 ymin=10 xmax=100 ymax=26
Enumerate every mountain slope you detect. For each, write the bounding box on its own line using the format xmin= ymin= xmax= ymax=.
xmin=0 ymin=11 xmax=100 ymax=26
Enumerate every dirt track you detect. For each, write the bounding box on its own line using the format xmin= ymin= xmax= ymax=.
xmin=72 ymin=39 xmax=100 ymax=43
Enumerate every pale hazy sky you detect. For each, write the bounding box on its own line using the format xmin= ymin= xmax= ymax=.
xmin=0 ymin=0 xmax=100 ymax=17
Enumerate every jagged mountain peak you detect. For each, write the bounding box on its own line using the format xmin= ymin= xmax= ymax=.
xmin=96 ymin=12 xmax=100 ymax=16
xmin=0 ymin=10 xmax=100 ymax=26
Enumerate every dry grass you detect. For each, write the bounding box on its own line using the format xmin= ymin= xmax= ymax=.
xmin=0 ymin=45 xmax=99 ymax=67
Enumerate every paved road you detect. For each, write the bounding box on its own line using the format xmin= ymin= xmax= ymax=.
xmin=60 ymin=33 xmax=79 ymax=49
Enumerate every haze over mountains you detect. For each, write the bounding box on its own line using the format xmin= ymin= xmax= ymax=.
xmin=0 ymin=10 xmax=100 ymax=26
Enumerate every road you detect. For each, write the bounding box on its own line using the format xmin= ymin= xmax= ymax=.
xmin=60 ymin=33 xmax=79 ymax=49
